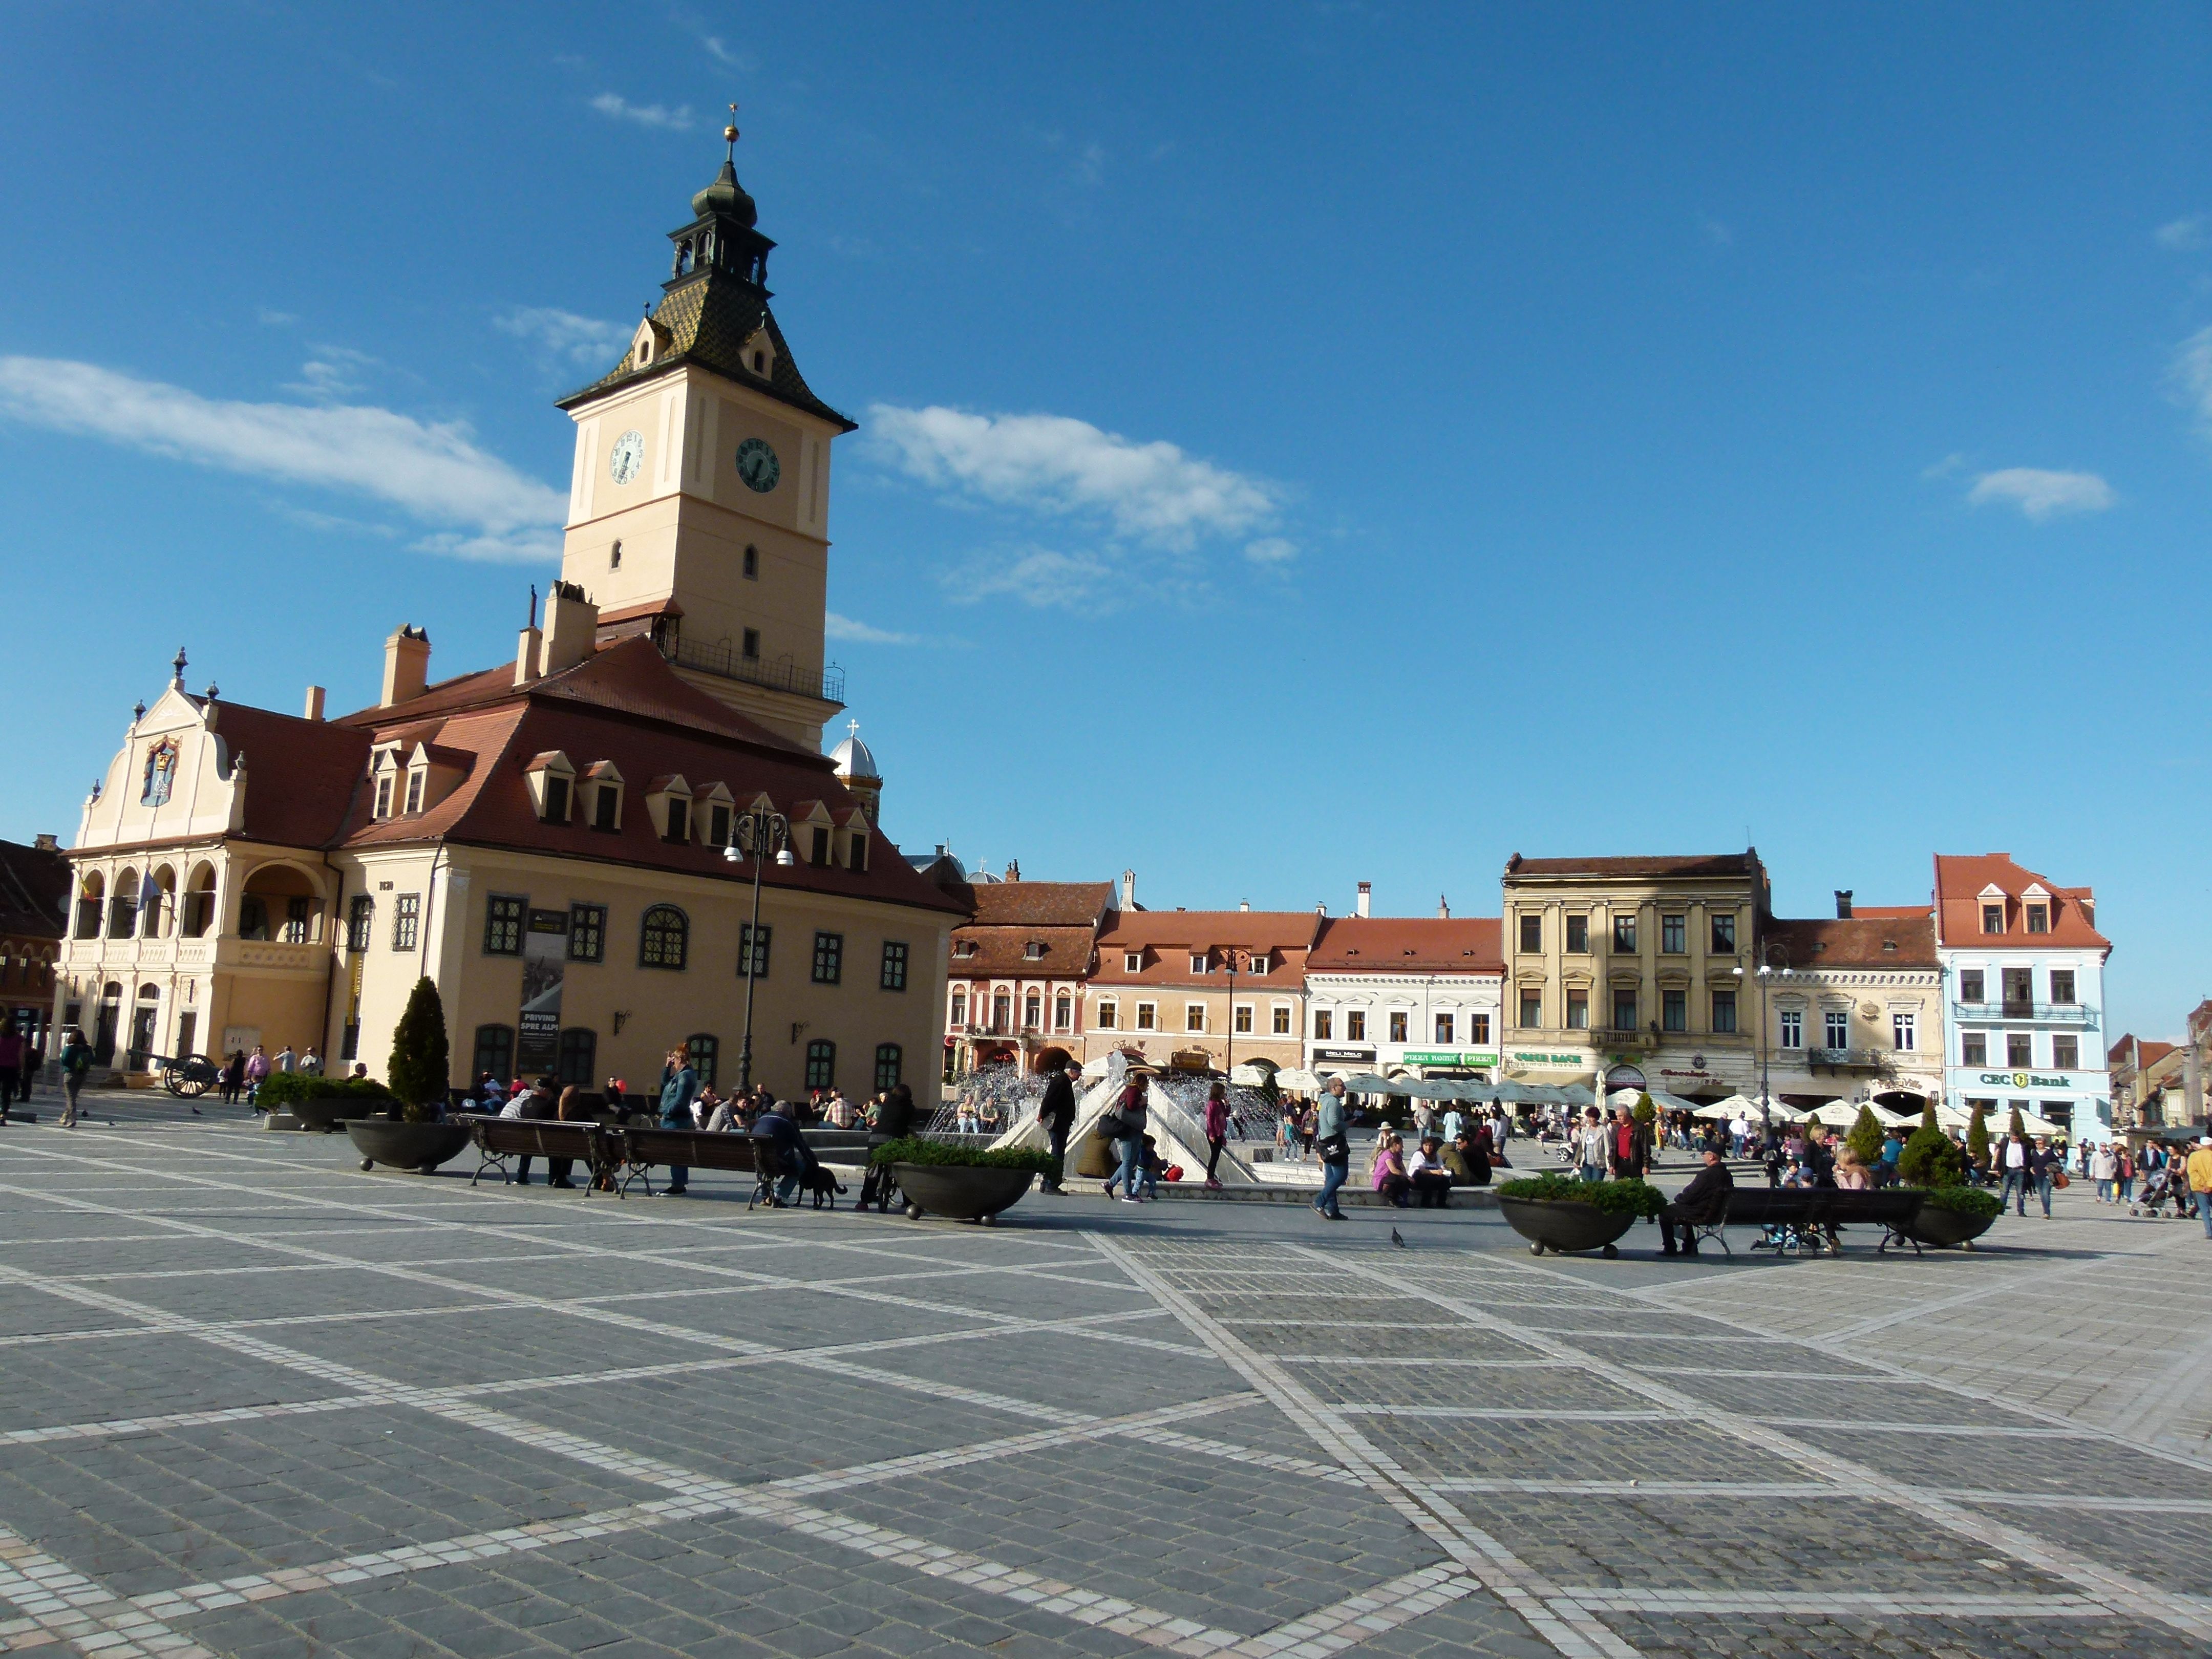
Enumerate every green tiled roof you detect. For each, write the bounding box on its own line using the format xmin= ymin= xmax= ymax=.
xmin=559 ymin=273 xmax=855 ymax=432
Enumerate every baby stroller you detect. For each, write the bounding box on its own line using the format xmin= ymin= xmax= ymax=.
xmin=2132 ymin=1165 xmax=2186 ymax=1219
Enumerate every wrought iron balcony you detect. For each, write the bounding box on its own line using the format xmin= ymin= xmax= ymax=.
xmin=1803 ymin=1047 xmax=1884 ymax=1070
xmin=1950 ymin=1001 xmax=2099 ymax=1027
xmin=665 ymin=636 xmax=844 ymax=704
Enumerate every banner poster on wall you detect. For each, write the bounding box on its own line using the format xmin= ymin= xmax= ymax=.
xmin=516 ymin=909 xmax=569 ymax=1076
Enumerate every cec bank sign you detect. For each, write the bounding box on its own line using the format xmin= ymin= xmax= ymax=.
xmin=1977 ymin=1071 xmax=2078 ymax=1091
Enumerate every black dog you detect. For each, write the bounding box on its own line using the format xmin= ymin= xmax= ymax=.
xmin=804 ymin=1166 xmax=847 ymax=1209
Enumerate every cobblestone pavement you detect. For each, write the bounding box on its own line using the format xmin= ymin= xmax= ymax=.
xmin=0 ymin=1109 xmax=2205 ymax=1658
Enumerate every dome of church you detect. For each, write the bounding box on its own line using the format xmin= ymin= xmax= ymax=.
xmin=830 ymin=725 xmax=879 ymax=781
xmin=691 ymin=159 xmax=758 ymax=227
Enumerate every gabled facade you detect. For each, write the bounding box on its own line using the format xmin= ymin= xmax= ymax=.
xmin=1302 ymin=907 xmax=1504 ymax=1079
xmin=943 ymin=879 xmax=1115 ymax=1078
xmin=1934 ymin=853 xmax=2113 ymax=1141
xmin=1085 ymin=910 xmax=1322 ymax=1073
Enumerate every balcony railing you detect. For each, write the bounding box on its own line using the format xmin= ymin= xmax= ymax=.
xmin=1802 ymin=1047 xmax=1884 ymax=1070
xmin=1950 ymin=1002 xmax=2099 ymax=1026
xmin=665 ymin=637 xmax=844 ymax=703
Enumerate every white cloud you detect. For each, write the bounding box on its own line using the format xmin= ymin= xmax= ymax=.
xmin=496 ymin=306 xmax=625 ymax=368
xmin=2157 ymin=216 xmax=2208 ymax=250
xmin=865 ymin=405 xmax=1278 ymax=549
xmin=256 ymin=306 xmax=297 ymax=327
xmin=1966 ymin=467 xmax=2115 ymax=520
xmin=825 ymin=612 xmax=925 ymax=645
xmin=1921 ymin=452 xmax=1968 ymax=480
xmin=0 ymin=357 xmax=565 ymax=563
xmin=1243 ymin=536 xmax=1298 ymax=565
xmin=283 ymin=344 xmax=380 ymax=399
xmin=2172 ymin=326 xmax=2212 ymax=427
xmin=701 ymin=36 xmax=752 ymax=69
xmin=941 ymin=548 xmax=1115 ymax=609
xmin=590 ymin=93 xmax=694 ymax=131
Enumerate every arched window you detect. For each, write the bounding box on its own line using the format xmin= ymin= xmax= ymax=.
xmin=472 ymin=1024 xmax=514 ymax=1086
xmin=182 ymin=864 xmax=217 ymax=938
xmin=109 ymin=868 xmax=139 ymax=939
xmin=558 ymin=1028 xmax=597 ymax=1088
xmin=640 ymin=905 xmax=688 ymax=970
xmin=143 ymin=867 xmax=175 ymax=938
xmin=874 ymin=1044 xmax=902 ymax=1092
xmin=687 ymin=1033 xmax=719 ymax=1088
xmin=75 ymin=873 xmax=105 ymax=940
xmin=237 ymin=895 xmax=269 ymax=941
xmin=805 ymin=1038 xmax=836 ymax=1092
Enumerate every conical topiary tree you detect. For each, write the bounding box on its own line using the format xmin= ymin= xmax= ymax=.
xmin=1967 ymin=1102 xmax=1991 ymax=1173
xmin=1921 ymin=1101 xmax=1940 ymax=1136
xmin=2007 ymin=1103 xmax=2025 ymax=1141
xmin=1845 ymin=1103 xmax=1884 ymax=1166
xmin=386 ymin=976 xmax=450 ymax=1121
xmin=1899 ymin=1105 xmax=1964 ymax=1188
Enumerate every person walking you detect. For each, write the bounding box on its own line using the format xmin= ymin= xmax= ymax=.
xmin=1998 ymin=1129 xmax=2031 ymax=1215
xmin=57 ymin=1027 xmax=94 ymax=1129
xmin=2091 ymin=1140 xmax=2118 ymax=1204
xmin=2117 ymin=1144 xmax=2136 ymax=1204
xmin=243 ymin=1045 xmax=270 ymax=1109
xmin=1101 ymin=1072 xmax=1149 ymax=1204
xmin=658 ymin=1046 xmax=699 ymax=1196
xmin=273 ymin=1043 xmax=296 ymax=1076
xmin=0 ymin=1025 xmax=21 ymax=1119
xmin=1037 ymin=1064 xmax=1077 ymax=1194
xmin=2187 ymin=1136 xmax=2212 ymax=1239
xmin=1576 ymin=1108 xmax=1608 ymax=1183
xmin=1202 ymin=1080 xmax=1230 ymax=1190
xmin=1313 ymin=1077 xmax=1351 ymax=1220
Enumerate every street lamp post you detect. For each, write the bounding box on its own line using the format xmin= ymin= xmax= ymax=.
xmin=1750 ymin=942 xmax=1792 ymax=1129
xmin=1218 ymin=948 xmax=1258 ymax=1083
xmin=722 ymin=804 xmax=794 ymax=1094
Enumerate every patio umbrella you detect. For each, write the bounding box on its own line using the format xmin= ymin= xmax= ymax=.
xmin=1228 ymin=1065 xmax=1270 ymax=1086
xmin=1273 ymin=1069 xmax=1322 ymax=1093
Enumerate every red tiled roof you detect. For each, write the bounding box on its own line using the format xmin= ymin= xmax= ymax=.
xmin=1762 ymin=912 xmax=1937 ymax=969
xmin=964 ymin=881 xmax=1115 ymax=929
xmin=1092 ymin=911 xmax=1322 ymax=987
xmin=947 ymin=926 xmax=1097 ymax=979
xmin=1307 ymin=916 xmax=1504 ymax=972
xmin=206 ymin=701 xmax=375 ymax=847
xmin=1932 ymin=855 xmax=2109 ymax=951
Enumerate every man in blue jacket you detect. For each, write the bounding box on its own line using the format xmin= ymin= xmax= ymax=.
xmin=660 ymin=1045 xmax=699 ymax=1196
xmin=753 ymin=1098 xmax=816 ymax=1206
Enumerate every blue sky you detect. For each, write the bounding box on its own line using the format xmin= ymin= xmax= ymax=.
xmin=5 ymin=4 xmax=2211 ymax=1035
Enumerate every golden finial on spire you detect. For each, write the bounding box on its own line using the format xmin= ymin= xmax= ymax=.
xmin=725 ymin=102 xmax=739 ymax=161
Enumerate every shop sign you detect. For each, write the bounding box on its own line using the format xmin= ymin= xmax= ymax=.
xmin=1513 ymin=1051 xmax=1584 ymax=1067
xmin=1313 ymin=1047 xmax=1375 ymax=1062
xmin=1978 ymin=1071 xmax=2075 ymax=1090
xmin=1402 ymin=1049 xmax=1502 ymax=1066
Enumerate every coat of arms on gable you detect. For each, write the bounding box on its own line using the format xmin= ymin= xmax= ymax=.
xmin=141 ymin=739 xmax=179 ymax=807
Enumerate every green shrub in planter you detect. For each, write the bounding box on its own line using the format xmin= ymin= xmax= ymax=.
xmin=256 ymin=1073 xmax=392 ymax=1111
xmin=1966 ymin=1103 xmax=1991 ymax=1172
xmin=1898 ymin=1122 xmax=1964 ymax=1188
xmin=870 ymin=1137 xmax=1061 ymax=1178
xmin=1497 ymin=1174 xmax=1667 ymax=1218
xmin=1919 ymin=1186 xmax=2002 ymax=1220
xmin=1845 ymin=1104 xmax=1885 ymax=1166
xmin=386 ymin=977 xmax=451 ymax=1123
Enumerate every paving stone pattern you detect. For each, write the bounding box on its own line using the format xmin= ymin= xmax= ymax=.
xmin=0 ymin=1104 xmax=2206 ymax=1658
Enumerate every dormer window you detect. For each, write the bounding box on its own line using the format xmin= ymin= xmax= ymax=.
xmin=524 ymin=752 xmax=577 ymax=823
xmin=1982 ymin=903 xmax=2004 ymax=934
xmin=740 ymin=328 xmax=777 ymax=380
xmin=1189 ymin=952 xmax=1208 ymax=974
xmin=1025 ymin=941 xmax=1046 ymax=961
xmin=954 ymin=940 xmax=977 ymax=959
xmin=584 ymin=761 xmax=623 ymax=831
xmin=404 ymin=770 xmax=426 ymax=815
xmin=1124 ymin=951 xmax=1142 ymax=972
xmin=373 ymin=775 xmax=394 ymax=819
xmin=1250 ymin=953 xmax=1269 ymax=975
xmin=2026 ymin=903 xmax=2049 ymax=934
xmin=666 ymin=798 xmax=688 ymax=841
xmin=644 ymin=775 xmax=694 ymax=843
xmin=708 ymin=802 xmax=730 ymax=847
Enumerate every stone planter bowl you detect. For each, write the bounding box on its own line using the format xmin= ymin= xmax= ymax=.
xmin=347 ymin=1116 xmax=471 ymax=1174
xmin=1496 ymin=1195 xmax=1638 ymax=1259
xmin=293 ymin=1096 xmax=381 ymax=1133
xmin=1898 ymin=1202 xmax=1996 ymax=1250
xmin=892 ymin=1162 xmax=1037 ymax=1225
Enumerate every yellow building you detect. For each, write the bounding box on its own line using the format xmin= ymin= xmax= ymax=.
xmin=52 ymin=137 xmax=962 ymax=1100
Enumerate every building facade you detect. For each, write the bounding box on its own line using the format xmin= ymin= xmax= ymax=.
xmin=0 ymin=836 xmax=68 ymax=1062
xmin=1302 ymin=909 xmax=1503 ymax=1080
xmin=53 ymin=140 xmax=965 ymax=1101
xmin=1498 ymin=853 xmax=1765 ymax=1100
xmin=1754 ymin=904 xmax=1945 ymax=1112
xmin=944 ymin=878 xmax=1114 ymax=1077
xmin=1934 ymin=853 xmax=2113 ymax=1142
xmin=1083 ymin=909 xmax=1321 ymax=1073
xmin=2107 ymin=1034 xmax=2182 ymax=1130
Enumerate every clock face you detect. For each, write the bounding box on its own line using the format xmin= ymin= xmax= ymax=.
xmin=608 ymin=429 xmax=645 ymax=485
xmin=735 ymin=436 xmax=780 ymax=494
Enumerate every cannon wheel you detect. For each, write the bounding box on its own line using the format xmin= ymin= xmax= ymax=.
xmin=162 ymin=1056 xmax=218 ymax=1098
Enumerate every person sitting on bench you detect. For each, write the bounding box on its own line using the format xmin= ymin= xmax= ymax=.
xmin=1659 ymin=1146 xmax=1734 ymax=1257
xmin=753 ymin=1100 xmax=816 ymax=1207
xmin=1408 ymin=1136 xmax=1457 ymax=1207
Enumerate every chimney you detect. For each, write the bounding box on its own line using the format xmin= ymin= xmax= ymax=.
xmin=33 ymin=833 xmax=58 ymax=853
xmin=379 ymin=626 xmax=430 ymax=707
xmin=1239 ymin=899 xmax=1251 ymax=912
xmin=1006 ymin=859 xmax=1020 ymax=882
xmin=1835 ymin=889 xmax=1854 ymax=919
xmin=1120 ymin=869 xmax=1136 ymax=910
xmin=514 ymin=624 xmax=542 ymax=687
xmin=1356 ymin=881 xmax=1371 ymax=919
xmin=538 ymin=581 xmax=600 ymax=677
xmin=303 ymin=685 xmax=326 ymax=722
xmin=1438 ymin=894 xmax=1450 ymax=920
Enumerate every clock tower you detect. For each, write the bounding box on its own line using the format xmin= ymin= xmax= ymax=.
xmin=556 ymin=111 xmax=856 ymax=749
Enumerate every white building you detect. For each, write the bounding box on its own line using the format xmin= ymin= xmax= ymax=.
xmin=1933 ymin=854 xmax=2113 ymax=1142
xmin=1754 ymin=902 xmax=1946 ymax=1115
xmin=1302 ymin=903 xmax=1504 ymax=1080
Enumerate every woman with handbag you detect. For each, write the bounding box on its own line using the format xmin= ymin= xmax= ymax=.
xmin=1100 ymin=1073 xmax=1149 ymax=1203
xmin=1312 ymin=1078 xmax=1352 ymax=1220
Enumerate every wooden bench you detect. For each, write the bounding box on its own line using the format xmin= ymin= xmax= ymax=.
xmin=1687 ymin=1186 xmax=1928 ymax=1256
xmin=459 ymin=1115 xmax=610 ymax=1192
xmin=610 ymin=1125 xmax=793 ymax=1207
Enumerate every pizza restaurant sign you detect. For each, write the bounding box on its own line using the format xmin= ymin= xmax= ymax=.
xmin=1402 ymin=1050 xmax=1501 ymax=1067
